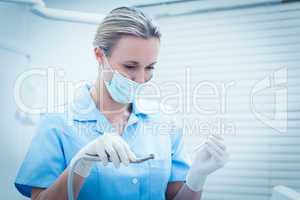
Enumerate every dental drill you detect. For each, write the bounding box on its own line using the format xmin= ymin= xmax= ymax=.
xmin=67 ymin=153 xmax=155 ymax=200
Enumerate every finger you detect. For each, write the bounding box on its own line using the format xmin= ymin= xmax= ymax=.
xmin=210 ymin=133 xmax=224 ymax=141
xmin=105 ymin=143 xmax=120 ymax=168
xmin=193 ymin=140 xmax=206 ymax=153
xmin=207 ymin=139 xmax=225 ymax=157
xmin=123 ymin=144 xmax=137 ymax=162
xmin=113 ymin=141 xmax=130 ymax=167
xmin=95 ymin=144 xmax=108 ymax=166
xmin=115 ymin=137 xmax=137 ymax=162
xmin=209 ymin=135 xmax=226 ymax=151
xmin=205 ymin=143 xmax=223 ymax=161
xmin=207 ymin=145 xmax=228 ymax=168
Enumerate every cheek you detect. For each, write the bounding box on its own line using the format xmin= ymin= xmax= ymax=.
xmin=145 ymin=71 xmax=154 ymax=81
xmin=112 ymin=64 xmax=132 ymax=78
xmin=124 ymin=68 xmax=136 ymax=80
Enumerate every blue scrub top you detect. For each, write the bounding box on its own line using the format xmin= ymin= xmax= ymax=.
xmin=14 ymin=83 xmax=190 ymax=200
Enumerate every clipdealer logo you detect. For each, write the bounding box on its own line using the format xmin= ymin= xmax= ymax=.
xmin=250 ymin=67 xmax=288 ymax=134
xmin=13 ymin=66 xmax=288 ymax=135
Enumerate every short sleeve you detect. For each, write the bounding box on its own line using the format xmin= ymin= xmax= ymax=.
xmin=14 ymin=114 xmax=66 ymax=198
xmin=169 ymin=126 xmax=191 ymax=182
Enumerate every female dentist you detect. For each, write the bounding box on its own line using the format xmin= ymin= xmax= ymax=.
xmin=14 ymin=6 xmax=229 ymax=200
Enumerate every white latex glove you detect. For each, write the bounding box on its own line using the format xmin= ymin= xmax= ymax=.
xmin=186 ymin=134 xmax=229 ymax=192
xmin=70 ymin=132 xmax=137 ymax=178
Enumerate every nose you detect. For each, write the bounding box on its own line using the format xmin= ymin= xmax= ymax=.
xmin=133 ymin=69 xmax=148 ymax=84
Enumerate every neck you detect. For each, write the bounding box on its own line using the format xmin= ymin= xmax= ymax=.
xmin=90 ymin=78 xmax=131 ymax=120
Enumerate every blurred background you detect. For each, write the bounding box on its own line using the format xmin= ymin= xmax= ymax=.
xmin=0 ymin=0 xmax=299 ymax=199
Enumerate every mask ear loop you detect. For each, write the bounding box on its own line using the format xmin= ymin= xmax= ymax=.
xmin=98 ymin=48 xmax=114 ymax=83
xmin=101 ymin=52 xmax=134 ymax=86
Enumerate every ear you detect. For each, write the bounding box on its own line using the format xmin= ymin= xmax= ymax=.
xmin=94 ymin=47 xmax=113 ymax=81
xmin=94 ymin=47 xmax=105 ymax=64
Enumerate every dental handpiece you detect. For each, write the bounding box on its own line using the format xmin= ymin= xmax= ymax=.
xmin=84 ymin=153 xmax=155 ymax=163
xmin=68 ymin=153 xmax=155 ymax=200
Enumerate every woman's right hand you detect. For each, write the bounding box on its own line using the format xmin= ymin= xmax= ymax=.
xmin=70 ymin=133 xmax=137 ymax=178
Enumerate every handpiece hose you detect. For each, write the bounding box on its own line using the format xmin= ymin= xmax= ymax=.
xmin=67 ymin=153 xmax=155 ymax=200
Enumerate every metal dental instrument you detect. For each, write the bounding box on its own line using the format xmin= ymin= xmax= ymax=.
xmin=84 ymin=153 xmax=155 ymax=163
xmin=68 ymin=153 xmax=155 ymax=200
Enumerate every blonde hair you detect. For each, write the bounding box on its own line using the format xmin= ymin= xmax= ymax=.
xmin=93 ymin=6 xmax=161 ymax=57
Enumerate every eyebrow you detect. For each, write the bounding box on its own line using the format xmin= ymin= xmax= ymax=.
xmin=124 ymin=60 xmax=157 ymax=67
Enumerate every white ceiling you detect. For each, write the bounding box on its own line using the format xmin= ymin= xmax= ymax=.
xmin=43 ymin=0 xmax=174 ymax=14
xmin=42 ymin=0 xmax=281 ymax=20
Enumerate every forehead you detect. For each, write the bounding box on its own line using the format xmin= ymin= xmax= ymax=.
xmin=110 ymin=36 xmax=160 ymax=64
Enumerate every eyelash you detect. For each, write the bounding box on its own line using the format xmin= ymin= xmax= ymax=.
xmin=123 ymin=65 xmax=155 ymax=70
xmin=123 ymin=65 xmax=136 ymax=69
xmin=146 ymin=66 xmax=155 ymax=70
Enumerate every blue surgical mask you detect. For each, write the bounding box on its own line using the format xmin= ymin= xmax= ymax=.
xmin=101 ymin=54 xmax=151 ymax=104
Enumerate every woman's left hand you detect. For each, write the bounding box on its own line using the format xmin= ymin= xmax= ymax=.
xmin=185 ymin=134 xmax=229 ymax=192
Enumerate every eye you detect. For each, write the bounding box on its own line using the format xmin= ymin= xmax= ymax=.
xmin=123 ymin=64 xmax=136 ymax=70
xmin=146 ymin=65 xmax=155 ymax=70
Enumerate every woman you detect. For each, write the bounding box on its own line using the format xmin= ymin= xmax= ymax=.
xmin=14 ymin=6 xmax=228 ymax=200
